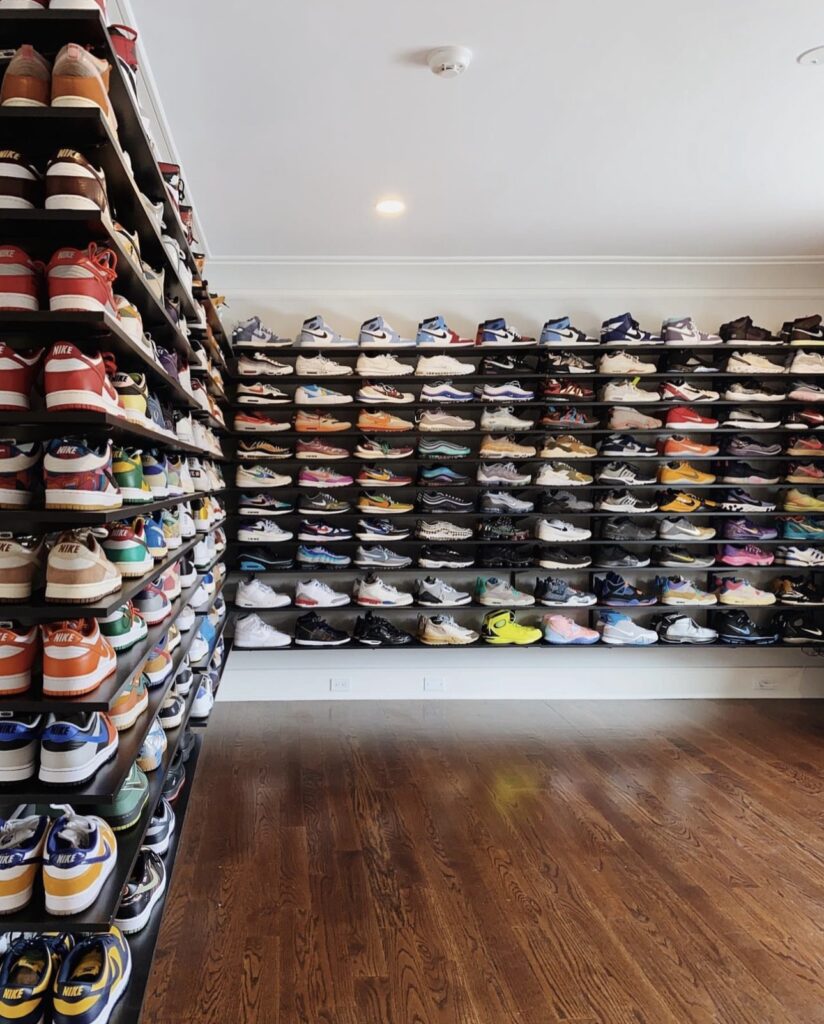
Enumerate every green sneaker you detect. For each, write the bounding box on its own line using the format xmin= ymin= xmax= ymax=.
xmin=101 ymin=519 xmax=155 ymax=577
xmin=92 ymin=763 xmax=150 ymax=831
xmin=113 ymin=448 xmax=152 ymax=503
xmin=99 ymin=601 xmax=148 ymax=652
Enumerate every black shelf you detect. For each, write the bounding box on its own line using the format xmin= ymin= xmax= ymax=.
xmin=228 ymin=367 xmax=809 ymax=383
xmin=232 ymin=426 xmax=824 ymax=438
xmin=0 ymin=489 xmax=214 ymax=528
xmin=228 ymin=453 xmax=824 ymax=466
xmin=231 ymin=563 xmax=818 ymax=578
xmin=223 ymin=341 xmax=809 ymax=356
xmin=231 ymin=398 xmax=821 ymax=411
xmin=230 ymin=639 xmax=821 ymax=652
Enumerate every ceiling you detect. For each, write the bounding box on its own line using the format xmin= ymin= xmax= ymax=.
xmin=131 ymin=0 xmax=824 ymax=260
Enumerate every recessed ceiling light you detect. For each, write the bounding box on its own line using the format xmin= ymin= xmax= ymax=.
xmin=375 ymin=198 xmax=405 ymax=216
xmin=797 ymin=45 xmax=824 ymax=65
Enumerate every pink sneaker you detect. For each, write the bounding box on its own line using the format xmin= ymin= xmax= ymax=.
xmin=718 ymin=544 xmax=775 ymax=567
xmin=298 ymin=466 xmax=354 ymax=488
xmin=296 ymin=438 xmax=349 ymax=461
xmin=543 ymin=614 xmax=599 ymax=645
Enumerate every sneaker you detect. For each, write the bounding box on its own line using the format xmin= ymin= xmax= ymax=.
xmin=480 ymin=406 xmax=534 ymax=431
xmin=593 ymin=545 xmax=650 ymax=569
xmin=44 ymin=343 xmax=121 ymax=416
xmin=721 ymin=488 xmax=776 ymax=512
xmin=599 ymin=433 xmax=657 ymax=458
xmin=597 ymin=610 xmax=658 ymax=645
xmin=659 ymin=517 xmax=716 ymax=541
xmin=353 ymin=612 xmax=414 ymax=646
xmin=357 ymin=466 xmax=412 ymax=487
xmin=420 ymin=381 xmax=473 ymax=402
xmin=299 ymin=315 xmax=356 ymax=348
xmin=0 ymin=244 xmax=42 ymax=311
xmin=725 ymin=381 xmax=786 ymax=403
xmin=418 ymin=546 xmax=474 ymax=569
xmin=476 ymin=317 xmax=533 ymax=347
xmin=718 ymin=544 xmax=775 ymax=567
xmin=237 ymin=382 xmax=291 ymax=405
xmin=724 ymin=407 xmax=782 ymax=430
xmin=536 ymin=518 xmax=591 ymax=542
xmin=418 ymin=466 xmax=471 ymax=485
xmin=354 ymin=438 xmax=413 ymax=459
xmin=297 ymin=521 xmax=352 ymax=543
xmin=237 ymin=519 xmax=293 ymax=544
xmin=43 ymin=438 xmax=121 ymax=511
xmin=357 ymin=410 xmax=415 ymax=431
xmin=39 ymin=711 xmax=117 ymax=785
xmin=726 ymin=350 xmax=787 ymax=374
xmin=477 ymin=381 xmax=534 ymax=402
xmin=785 ymin=315 xmax=824 ymax=346
xmin=416 ymin=520 xmax=473 ymax=541
xmin=0 ymin=344 xmax=43 ymax=410
xmin=599 ymin=461 xmax=656 ymax=485
xmin=481 ymin=491 xmax=535 ymax=513
xmin=776 ymin=544 xmax=824 ymax=567
xmin=418 ymin=614 xmax=479 ymax=645
xmin=542 ymin=379 xmax=594 ymax=402
xmin=414 ymin=577 xmax=471 ymax=607
xmin=774 ymin=611 xmax=824 ymax=644
xmin=416 ymin=315 xmax=474 ymax=347
xmin=236 ymin=464 xmax=291 ymax=488
xmin=476 ymin=577 xmax=535 ymax=607
xmin=114 ymin=848 xmax=166 ymax=935
xmin=237 ymin=352 xmax=293 ymax=376
xmin=239 ymin=494 xmax=294 ymax=517
xmin=659 ymin=461 xmax=716 ymax=485
xmin=661 ymin=380 xmax=719 ymax=403
xmin=478 ymin=462 xmax=532 ymax=485
xmin=534 ymin=576 xmax=596 ymax=606
xmin=541 ymin=350 xmax=595 ymax=374
xmin=47 ymin=243 xmax=117 ymax=317
xmin=237 ymin=439 xmax=292 ymax=460
xmin=543 ymin=615 xmax=600 ymax=645
xmin=359 ymin=315 xmax=414 ymax=348
xmin=299 ymin=492 xmax=350 ymax=515
xmin=596 ymin=490 xmax=657 ymax=514
xmin=659 ymin=576 xmax=716 ymax=605
xmin=233 ymin=315 xmax=289 ymax=348
xmin=358 ymin=382 xmax=414 ymax=404
xmin=538 ymin=490 xmax=593 ymax=513
xmin=46 ymin=529 xmax=121 ymax=604
xmin=656 ymin=614 xmax=718 ymax=644
xmin=608 ymin=406 xmax=663 ymax=430
xmin=43 ymin=809 xmax=117 ymax=915
xmin=661 ymin=316 xmax=721 ymax=346
xmin=295 ymin=579 xmax=350 ymax=608
xmin=415 ymin=354 xmax=474 ymax=376
xmin=52 ymin=928 xmax=131 ymax=1017
xmin=480 ymin=435 xmax=537 ymax=459
xmin=42 ymin=618 xmax=117 ymax=697
xmin=298 ymin=466 xmax=353 ymax=488
xmin=603 ymin=517 xmax=657 ymax=542
xmin=662 ymin=435 xmax=719 ymax=458
xmin=720 ymin=315 xmax=779 ymax=345
xmin=297 ymin=544 xmax=351 ymax=568
xmin=234 ymin=613 xmax=291 ymax=649
xmin=664 ymin=406 xmax=719 ymax=431
xmin=596 ymin=572 xmax=655 ymax=606
xmin=295 ymin=611 xmax=350 ymax=646
xmin=354 ymin=545 xmax=412 ymax=568
xmin=417 ymin=408 xmax=475 ymax=431
xmin=724 ymin=517 xmax=777 ymax=541
xmin=482 ymin=608 xmax=542 ymax=645
xmin=540 ymin=435 xmax=596 ymax=458
xmin=133 ymin=581 xmax=171 ymax=625
xmin=0 ymin=150 xmax=41 ymax=211
xmin=358 ymin=493 xmax=414 ymax=514
xmin=602 ymin=379 xmax=659 ymax=404
xmin=355 ymin=574 xmax=413 ymax=607
xmin=295 ymin=383 xmax=352 ymax=405
xmin=601 ymin=312 xmax=661 ymax=345
xmin=533 ymin=462 xmax=592 ymax=487
xmin=109 ymin=671 xmax=149 ymax=732
xmin=355 ymin=518 xmax=410 ymax=541
xmin=716 ymin=610 xmax=779 ymax=645
xmin=717 ymin=577 xmax=776 ymax=605
xmin=598 ymin=351 xmax=657 ymax=374
xmin=0 ymin=622 xmax=36 ymax=696
xmin=537 ymin=547 xmax=591 ymax=569
xmin=539 ymin=316 xmax=591 ymax=346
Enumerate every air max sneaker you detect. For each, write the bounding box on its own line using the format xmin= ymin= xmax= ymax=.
xmin=237 ymin=382 xmax=291 ymax=405
xmin=418 ymin=614 xmax=479 ymax=645
xmin=358 ymin=493 xmax=414 ymax=514
xmin=354 ymin=545 xmax=412 ymax=568
xmin=357 ymin=410 xmax=414 ymax=431
xmin=481 ymin=491 xmax=535 ymax=513
xmin=237 ymin=352 xmax=292 ymax=376
xmin=421 ymin=381 xmax=473 ymax=403
xmin=236 ymin=464 xmax=291 ymax=488
xmin=296 ymin=353 xmax=352 ymax=376
xmin=417 ymin=408 xmax=475 ymax=431
xmin=297 ymin=544 xmax=351 ymax=569
xmin=355 ymin=518 xmax=410 ymax=541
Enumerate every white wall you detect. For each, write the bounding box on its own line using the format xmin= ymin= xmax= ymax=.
xmin=214 ymin=257 xmax=824 ymax=700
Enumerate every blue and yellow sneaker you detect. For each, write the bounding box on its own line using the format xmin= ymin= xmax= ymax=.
xmin=0 ymin=933 xmax=73 ymax=1024
xmin=52 ymin=927 xmax=130 ymax=1024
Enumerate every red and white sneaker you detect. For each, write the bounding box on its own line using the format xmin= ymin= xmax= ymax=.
xmin=46 ymin=243 xmax=117 ymax=317
xmin=44 ymin=342 xmax=122 ymax=415
xmin=665 ymin=405 xmax=719 ymax=431
xmin=0 ymin=344 xmax=43 ymax=410
xmin=0 ymin=441 xmax=40 ymax=508
xmin=0 ymin=245 xmax=43 ymax=311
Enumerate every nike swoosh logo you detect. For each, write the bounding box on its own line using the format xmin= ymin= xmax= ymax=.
xmin=424 ymin=329 xmax=449 ymax=339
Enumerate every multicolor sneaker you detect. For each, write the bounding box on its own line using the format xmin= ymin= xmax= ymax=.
xmin=543 ymin=615 xmax=599 ymax=644
xmin=0 ymin=814 xmax=49 ymax=913
xmin=52 ymin=927 xmax=131 ymax=1018
xmin=298 ymin=466 xmax=354 ymax=488
xmin=658 ymin=575 xmax=717 ymax=605
xmin=297 ymin=437 xmax=350 ymax=460
xmin=717 ymin=577 xmax=776 ymax=605
xmin=299 ymin=315 xmax=357 ymax=348
xmin=99 ymin=602 xmax=147 ymax=653
xmin=296 ymin=544 xmax=351 ymax=568
xmin=416 ymin=315 xmax=474 ymax=347
xmin=476 ymin=577 xmax=535 ymax=607
xmin=596 ymin=572 xmax=656 ymax=606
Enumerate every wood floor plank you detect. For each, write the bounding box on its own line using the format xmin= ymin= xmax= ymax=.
xmin=143 ymin=700 xmax=824 ymax=1024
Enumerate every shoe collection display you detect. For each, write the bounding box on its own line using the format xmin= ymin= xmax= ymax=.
xmin=0 ymin=11 xmax=231 ymax=1010
xmin=229 ymin=310 xmax=824 ymax=648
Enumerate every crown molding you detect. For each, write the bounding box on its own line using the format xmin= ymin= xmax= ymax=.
xmin=203 ymin=255 xmax=824 ymax=295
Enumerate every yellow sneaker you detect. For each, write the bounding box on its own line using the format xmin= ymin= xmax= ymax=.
xmin=658 ymin=461 xmax=716 ymax=485
xmin=540 ymin=435 xmax=597 ymax=458
xmin=783 ymin=487 xmax=824 ymax=512
xmin=479 ymin=435 xmax=537 ymax=459
xmin=357 ymin=492 xmax=414 ymax=514
xmin=481 ymin=608 xmax=543 ymax=645
xmin=659 ymin=490 xmax=704 ymax=513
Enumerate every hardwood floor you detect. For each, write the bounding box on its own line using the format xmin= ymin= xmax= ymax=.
xmin=143 ymin=700 xmax=824 ymax=1024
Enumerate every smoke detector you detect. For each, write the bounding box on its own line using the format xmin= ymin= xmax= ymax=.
xmin=427 ymin=46 xmax=472 ymax=79
xmin=797 ymin=45 xmax=824 ymax=65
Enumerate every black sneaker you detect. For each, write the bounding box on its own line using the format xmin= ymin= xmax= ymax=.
xmin=772 ymin=611 xmax=824 ymax=644
xmin=476 ymin=517 xmax=530 ymax=541
xmin=653 ymin=545 xmax=716 ymax=568
xmin=294 ymin=611 xmax=351 ymax=646
xmin=418 ymin=545 xmax=475 ymax=568
xmin=601 ymin=516 xmax=657 ymax=542
xmin=480 ymin=353 xmax=534 ymax=374
xmin=179 ymin=728 xmax=196 ymax=762
xmin=354 ymin=611 xmax=414 ymax=646
xmin=144 ymin=797 xmax=175 ymax=855
xmin=782 ymin=314 xmax=824 ymax=345
xmin=162 ymin=749 xmax=186 ymax=803
xmin=598 ymin=433 xmax=657 ymax=458
xmin=537 ymin=547 xmax=592 ymax=569
xmin=114 ymin=848 xmax=166 ymax=935
xmin=238 ymin=548 xmax=294 ymax=571
xmin=715 ymin=610 xmax=779 ymax=645
xmin=594 ymin=545 xmax=651 ymax=568
xmin=540 ymin=489 xmax=594 ymax=513
xmin=416 ymin=491 xmax=474 ymax=512
xmin=534 ymin=576 xmax=596 ymax=606
xmin=773 ymin=575 xmax=820 ymax=605
xmin=666 ymin=355 xmax=720 ymax=374
xmin=299 ymin=492 xmax=351 ymax=515
xmin=480 ymin=545 xmax=536 ymax=568
xmin=720 ymin=315 xmax=779 ymax=344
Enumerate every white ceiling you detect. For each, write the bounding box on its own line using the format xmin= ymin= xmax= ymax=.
xmin=132 ymin=0 xmax=824 ymax=260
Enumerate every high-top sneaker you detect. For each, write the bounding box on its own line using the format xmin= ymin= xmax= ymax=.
xmin=47 ymin=244 xmax=118 ymax=316
xmin=109 ymin=24 xmax=139 ymax=99
xmin=600 ymin=312 xmax=661 ymax=345
xmin=719 ymin=315 xmax=780 ymax=346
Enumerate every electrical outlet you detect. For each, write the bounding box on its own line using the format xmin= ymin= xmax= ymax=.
xmin=330 ymin=678 xmax=350 ymax=692
xmin=755 ymin=678 xmax=777 ymax=691
xmin=424 ymin=677 xmax=445 ymax=692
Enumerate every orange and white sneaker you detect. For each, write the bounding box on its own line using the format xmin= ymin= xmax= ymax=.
xmin=43 ymin=809 xmax=117 ymax=916
xmin=109 ymin=670 xmax=149 ymax=731
xmin=42 ymin=619 xmax=117 ymax=697
xmin=0 ymin=535 xmax=43 ymax=601
xmin=43 ymin=343 xmax=121 ymax=416
xmin=0 ymin=622 xmax=37 ymax=695
xmin=357 ymin=409 xmax=414 ymax=432
xmin=51 ymin=43 xmax=117 ymax=132
xmin=294 ymin=410 xmax=351 ymax=432
xmin=0 ymin=813 xmax=49 ymax=913
xmin=662 ymin=434 xmax=719 ymax=457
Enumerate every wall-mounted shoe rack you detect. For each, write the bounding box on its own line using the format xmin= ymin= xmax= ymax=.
xmin=0 ymin=8 xmax=233 ymax=1023
xmin=223 ymin=322 xmax=824 ymax=650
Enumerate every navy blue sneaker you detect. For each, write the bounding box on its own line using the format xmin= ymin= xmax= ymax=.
xmin=355 ymin=518 xmax=410 ymax=541
xmin=600 ymin=312 xmax=662 ymax=345
xmin=599 ymin=433 xmax=657 ymax=458
xmin=596 ymin=571 xmax=656 ymax=606
xmin=476 ymin=318 xmax=533 ymax=347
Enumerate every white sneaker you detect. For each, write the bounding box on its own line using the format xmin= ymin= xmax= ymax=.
xmin=237 ymin=353 xmax=293 ymax=376
xmin=726 ymin=350 xmax=787 ymax=374
xmin=480 ymin=406 xmax=534 ymax=431
xmin=533 ymin=463 xmax=593 ymax=486
xmin=598 ymin=351 xmax=656 ymax=375
xmin=536 ymin=519 xmax=592 ymax=541
xmin=236 ymin=577 xmax=291 ymax=608
xmin=236 ymin=382 xmax=290 ymax=404
xmin=599 ymin=614 xmax=658 ymax=645
xmin=295 ymin=578 xmax=350 ymax=607
xmin=235 ymin=465 xmax=292 ymax=488
xmin=295 ymin=385 xmax=352 ymax=405
xmin=658 ymin=615 xmax=718 ymax=644
xmin=355 ymin=575 xmax=414 ymax=606
xmin=356 ymin=353 xmax=414 ymax=376
xmin=418 ymin=614 xmax=479 ymax=645
xmin=415 ymin=355 xmax=474 ymax=376
xmin=416 ymin=520 xmax=473 ymax=541
xmin=295 ymin=354 xmax=352 ymax=376
xmin=791 ymin=351 xmax=824 ymax=375
xmin=417 ymin=409 xmax=475 ymax=431
xmin=234 ymin=612 xmax=292 ymax=648
xmin=602 ymin=380 xmax=659 ymax=403
xmin=191 ymin=675 xmax=215 ymax=718
xmin=236 ymin=519 xmax=294 ymax=543
xmin=178 ymin=505 xmax=196 ymax=538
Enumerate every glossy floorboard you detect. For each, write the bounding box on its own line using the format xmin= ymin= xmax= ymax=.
xmin=143 ymin=699 xmax=824 ymax=1024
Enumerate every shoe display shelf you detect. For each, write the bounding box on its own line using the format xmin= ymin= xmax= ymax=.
xmin=0 ymin=8 xmax=230 ymax=1018
xmin=222 ymin=324 xmax=824 ymax=650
